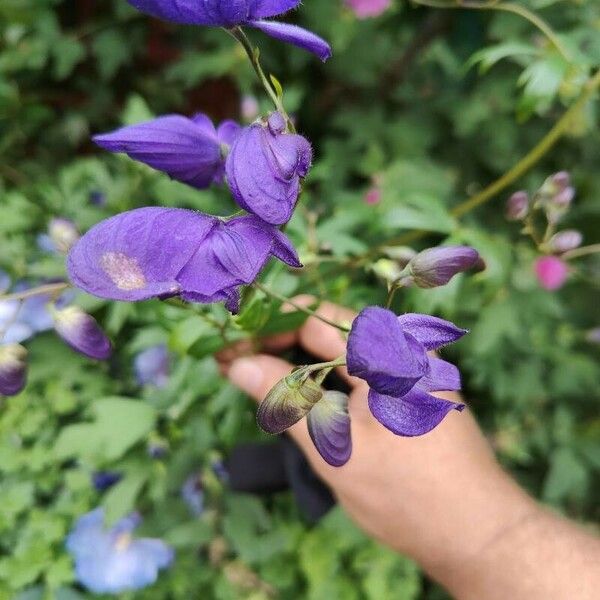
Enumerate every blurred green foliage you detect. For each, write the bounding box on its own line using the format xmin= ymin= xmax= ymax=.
xmin=1 ymin=0 xmax=599 ymax=598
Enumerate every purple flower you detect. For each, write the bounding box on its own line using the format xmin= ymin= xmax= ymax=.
xmin=347 ymin=307 xmax=430 ymax=397
xmin=127 ymin=0 xmax=332 ymax=61
xmin=92 ymin=471 xmax=122 ymax=491
xmin=407 ymin=246 xmax=480 ymax=288
xmin=0 ymin=344 xmax=27 ymax=397
xmin=226 ymin=112 xmax=312 ymax=225
xmin=181 ymin=474 xmax=204 ymax=516
xmin=94 ymin=114 xmax=240 ymax=189
xmin=134 ymin=344 xmax=170 ymax=387
xmin=307 ymin=391 xmax=352 ymax=467
xmin=347 ymin=307 xmax=466 ymax=437
xmin=67 ymin=207 xmax=300 ymax=313
xmin=547 ymin=230 xmax=582 ymax=254
xmin=66 ymin=508 xmax=174 ymax=594
xmin=505 ymin=191 xmax=529 ymax=221
xmin=89 ymin=190 xmax=107 ymax=206
xmin=52 ymin=306 xmax=112 ymax=360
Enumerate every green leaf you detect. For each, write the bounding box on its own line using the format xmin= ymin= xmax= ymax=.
xmin=102 ymin=470 xmax=148 ymax=523
xmin=54 ymin=397 xmax=156 ymax=462
xmin=543 ymin=447 xmax=589 ymax=503
xmin=466 ymin=41 xmax=537 ymax=74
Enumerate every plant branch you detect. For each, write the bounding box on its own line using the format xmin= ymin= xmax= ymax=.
xmin=0 ymin=282 xmax=70 ymax=302
xmin=253 ymin=282 xmax=350 ymax=332
xmin=563 ymin=244 xmax=600 ymax=261
xmin=227 ymin=27 xmax=294 ymax=130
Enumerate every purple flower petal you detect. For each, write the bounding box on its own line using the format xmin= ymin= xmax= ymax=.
xmin=0 ymin=344 xmax=27 ymax=396
xmin=134 ymin=345 xmax=170 ymax=387
xmin=396 ymin=313 xmax=467 ymax=351
xmin=217 ymin=119 xmax=242 ymax=147
xmin=176 ymin=215 xmax=299 ymax=302
xmin=368 ymin=387 xmax=464 ymax=437
xmin=249 ymin=0 xmax=301 ymax=19
xmin=307 ymin=391 xmax=352 ymax=467
xmin=67 ymin=208 xmax=216 ymax=301
xmin=93 ymin=114 xmax=234 ymax=189
xmin=225 ymin=115 xmax=312 ymax=224
xmin=347 ymin=306 xmax=429 ymax=397
xmin=247 ymin=20 xmax=332 ymax=61
xmin=53 ymin=306 xmax=112 ymax=360
xmin=418 ymin=357 xmax=461 ymax=392
xmin=127 ymin=0 xmax=245 ymax=25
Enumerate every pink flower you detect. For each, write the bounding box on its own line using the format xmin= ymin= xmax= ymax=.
xmin=534 ymin=256 xmax=568 ymax=290
xmin=346 ymin=0 xmax=391 ymax=19
xmin=364 ymin=187 xmax=382 ymax=205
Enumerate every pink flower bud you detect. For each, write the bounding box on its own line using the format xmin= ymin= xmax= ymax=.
xmin=547 ymin=230 xmax=582 ymax=254
xmin=505 ymin=191 xmax=529 ymax=221
xmin=534 ymin=256 xmax=568 ymax=290
xmin=346 ymin=0 xmax=391 ymax=18
xmin=363 ymin=187 xmax=382 ymax=205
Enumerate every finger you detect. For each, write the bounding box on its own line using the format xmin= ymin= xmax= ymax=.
xmin=227 ymin=355 xmax=315 ymax=453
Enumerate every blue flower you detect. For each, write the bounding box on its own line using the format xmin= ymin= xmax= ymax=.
xmin=92 ymin=471 xmax=122 ymax=491
xmin=181 ymin=475 xmax=204 ymax=517
xmin=66 ymin=508 xmax=174 ymax=594
xmin=134 ymin=344 xmax=170 ymax=388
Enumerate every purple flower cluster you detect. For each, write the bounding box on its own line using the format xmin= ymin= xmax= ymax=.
xmin=347 ymin=307 xmax=466 ymax=438
xmin=257 ymin=306 xmax=467 ymax=467
xmin=0 ymin=273 xmax=112 ymax=396
xmin=67 ymin=0 xmax=325 ymax=312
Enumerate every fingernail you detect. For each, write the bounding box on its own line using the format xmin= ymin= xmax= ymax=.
xmin=228 ymin=358 xmax=264 ymax=397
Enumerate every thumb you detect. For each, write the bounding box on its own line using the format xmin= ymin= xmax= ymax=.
xmin=227 ymin=355 xmax=323 ymax=464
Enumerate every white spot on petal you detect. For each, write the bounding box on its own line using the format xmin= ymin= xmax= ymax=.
xmin=100 ymin=252 xmax=146 ymax=290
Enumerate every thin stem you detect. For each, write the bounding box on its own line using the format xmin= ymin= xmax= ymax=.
xmin=0 ymin=282 xmax=69 ymax=302
xmin=562 ymin=244 xmax=600 ymax=261
xmin=227 ymin=27 xmax=294 ymax=130
xmin=412 ymin=0 xmax=572 ymax=62
xmin=253 ymin=282 xmax=350 ymax=332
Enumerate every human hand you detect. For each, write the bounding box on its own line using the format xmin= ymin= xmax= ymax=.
xmin=221 ymin=297 xmax=535 ymax=581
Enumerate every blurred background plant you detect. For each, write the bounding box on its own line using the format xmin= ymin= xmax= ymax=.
xmin=1 ymin=0 xmax=599 ymax=598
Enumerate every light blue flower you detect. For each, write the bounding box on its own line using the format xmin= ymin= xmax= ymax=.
xmin=134 ymin=344 xmax=170 ymax=388
xmin=66 ymin=508 xmax=174 ymax=594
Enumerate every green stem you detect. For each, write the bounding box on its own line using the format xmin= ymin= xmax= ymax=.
xmin=227 ymin=27 xmax=294 ymax=130
xmin=563 ymin=244 xmax=600 ymax=261
xmin=412 ymin=0 xmax=572 ymax=62
xmin=0 ymin=282 xmax=69 ymax=302
xmin=253 ymin=282 xmax=350 ymax=332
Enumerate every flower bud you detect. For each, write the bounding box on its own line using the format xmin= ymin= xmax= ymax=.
xmin=534 ymin=256 xmax=568 ymax=290
xmin=0 ymin=343 xmax=27 ymax=396
xmin=408 ymin=246 xmax=480 ymax=288
xmin=256 ymin=373 xmax=323 ymax=434
xmin=48 ymin=218 xmax=80 ymax=254
xmin=53 ymin=306 xmax=112 ymax=360
xmin=551 ymin=171 xmax=570 ymax=190
xmin=181 ymin=474 xmax=204 ymax=517
xmin=505 ymin=191 xmax=529 ymax=221
xmin=547 ymin=230 xmax=582 ymax=254
xmin=363 ymin=187 xmax=381 ymax=205
xmin=240 ymin=95 xmax=259 ymax=122
xmin=134 ymin=345 xmax=169 ymax=387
